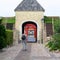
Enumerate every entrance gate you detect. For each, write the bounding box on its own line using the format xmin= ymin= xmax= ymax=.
xmin=22 ymin=21 xmax=37 ymax=42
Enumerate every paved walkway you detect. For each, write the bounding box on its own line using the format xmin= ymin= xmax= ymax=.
xmin=0 ymin=43 xmax=60 ymax=60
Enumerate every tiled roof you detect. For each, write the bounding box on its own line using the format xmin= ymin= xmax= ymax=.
xmin=14 ymin=0 xmax=45 ymax=11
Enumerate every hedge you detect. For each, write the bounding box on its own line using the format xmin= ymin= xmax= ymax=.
xmin=6 ymin=30 xmax=13 ymax=46
xmin=44 ymin=16 xmax=52 ymax=23
xmin=0 ymin=20 xmax=7 ymax=49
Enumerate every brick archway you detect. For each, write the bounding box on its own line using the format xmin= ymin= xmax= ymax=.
xmin=22 ymin=21 xmax=37 ymax=42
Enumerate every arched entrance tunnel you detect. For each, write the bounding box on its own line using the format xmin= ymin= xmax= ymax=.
xmin=22 ymin=21 xmax=37 ymax=42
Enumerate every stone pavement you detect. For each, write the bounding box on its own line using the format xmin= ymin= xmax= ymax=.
xmin=0 ymin=44 xmax=22 ymax=60
xmin=0 ymin=43 xmax=60 ymax=60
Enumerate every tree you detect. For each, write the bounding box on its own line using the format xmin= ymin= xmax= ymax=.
xmin=0 ymin=18 xmax=7 ymax=51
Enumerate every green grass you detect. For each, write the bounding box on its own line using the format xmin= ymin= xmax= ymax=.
xmin=2 ymin=17 xmax=15 ymax=23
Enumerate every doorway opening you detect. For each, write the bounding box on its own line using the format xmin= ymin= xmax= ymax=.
xmin=22 ymin=21 xmax=37 ymax=42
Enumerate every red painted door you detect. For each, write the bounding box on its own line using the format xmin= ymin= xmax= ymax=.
xmin=24 ymin=24 xmax=37 ymax=42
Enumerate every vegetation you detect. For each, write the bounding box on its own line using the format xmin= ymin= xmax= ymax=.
xmin=54 ymin=18 xmax=60 ymax=33
xmin=6 ymin=30 xmax=13 ymax=46
xmin=0 ymin=16 xmax=60 ymax=51
xmin=46 ymin=33 xmax=60 ymax=51
xmin=46 ymin=16 xmax=60 ymax=51
xmin=2 ymin=17 xmax=15 ymax=23
xmin=0 ymin=18 xmax=13 ymax=51
xmin=0 ymin=18 xmax=7 ymax=50
xmin=44 ymin=16 xmax=52 ymax=23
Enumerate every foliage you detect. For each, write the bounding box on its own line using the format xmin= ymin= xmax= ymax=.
xmin=2 ymin=17 xmax=15 ymax=23
xmin=55 ymin=26 xmax=60 ymax=33
xmin=0 ymin=37 xmax=7 ymax=49
xmin=0 ymin=19 xmax=7 ymax=49
xmin=46 ymin=33 xmax=60 ymax=51
xmin=53 ymin=18 xmax=60 ymax=33
xmin=6 ymin=30 xmax=13 ymax=46
xmin=0 ymin=18 xmax=2 ymax=24
xmin=44 ymin=16 xmax=52 ymax=23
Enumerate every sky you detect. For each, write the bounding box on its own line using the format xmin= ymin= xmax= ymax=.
xmin=0 ymin=0 xmax=60 ymax=17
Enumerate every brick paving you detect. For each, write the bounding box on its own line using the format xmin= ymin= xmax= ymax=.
xmin=0 ymin=43 xmax=60 ymax=60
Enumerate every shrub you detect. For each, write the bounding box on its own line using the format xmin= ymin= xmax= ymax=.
xmin=56 ymin=26 xmax=60 ymax=33
xmin=0 ymin=19 xmax=7 ymax=50
xmin=6 ymin=30 xmax=13 ymax=46
xmin=46 ymin=33 xmax=60 ymax=51
xmin=0 ymin=37 xmax=7 ymax=49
